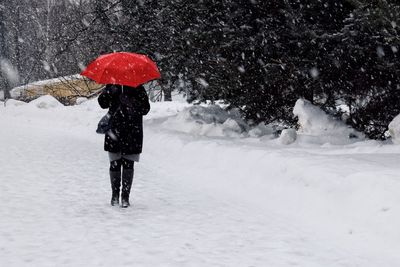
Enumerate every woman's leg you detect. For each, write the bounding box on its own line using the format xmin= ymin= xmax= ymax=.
xmin=109 ymin=159 xmax=122 ymax=206
xmin=121 ymin=158 xmax=134 ymax=208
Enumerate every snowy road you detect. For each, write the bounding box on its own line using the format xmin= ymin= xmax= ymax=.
xmin=1 ymin=99 xmax=400 ymax=267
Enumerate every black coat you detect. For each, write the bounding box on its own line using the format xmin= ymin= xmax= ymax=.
xmin=98 ymin=84 xmax=150 ymax=155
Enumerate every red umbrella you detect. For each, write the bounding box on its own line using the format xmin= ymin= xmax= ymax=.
xmin=81 ymin=52 xmax=161 ymax=88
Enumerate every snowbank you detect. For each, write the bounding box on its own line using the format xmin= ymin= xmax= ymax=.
xmin=279 ymin=128 xmax=297 ymax=145
xmin=158 ymin=99 xmax=367 ymax=145
xmin=248 ymin=122 xmax=275 ymax=138
xmin=161 ymin=105 xmax=248 ymax=137
xmin=75 ymin=97 xmax=88 ymax=105
xmin=29 ymin=95 xmax=63 ymax=109
xmin=388 ymin=114 xmax=400 ymax=144
xmin=4 ymin=99 xmax=27 ymax=107
xmin=293 ymin=99 xmax=364 ymax=145
xmin=3 ymin=94 xmax=369 ymax=147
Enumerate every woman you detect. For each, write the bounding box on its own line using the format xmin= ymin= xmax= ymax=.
xmin=98 ymin=84 xmax=150 ymax=208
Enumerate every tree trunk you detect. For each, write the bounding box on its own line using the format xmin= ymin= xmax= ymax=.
xmin=160 ymin=79 xmax=172 ymax=101
xmin=3 ymin=80 xmax=11 ymax=99
xmin=163 ymin=86 xmax=172 ymax=101
xmin=0 ymin=7 xmax=11 ymax=99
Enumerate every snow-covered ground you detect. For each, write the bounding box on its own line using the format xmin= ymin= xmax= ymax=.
xmin=1 ymin=95 xmax=400 ymax=267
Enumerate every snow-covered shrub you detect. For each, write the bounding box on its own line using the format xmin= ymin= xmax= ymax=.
xmin=188 ymin=105 xmax=243 ymax=125
xmin=29 ymin=95 xmax=62 ymax=109
xmin=293 ymin=99 xmax=364 ymax=145
xmin=162 ymin=105 xmax=248 ymax=137
xmin=388 ymin=114 xmax=400 ymax=144
xmin=279 ymin=129 xmax=297 ymax=145
xmin=10 ymin=87 xmax=23 ymax=99
xmin=222 ymin=118 xmax=242 ymax=136
xmin=248 ymin=122 xmax=275 ymax=138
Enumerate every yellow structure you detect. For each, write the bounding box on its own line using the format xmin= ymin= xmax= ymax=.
xmin=11 ymin=75 xmax=103 ymax=105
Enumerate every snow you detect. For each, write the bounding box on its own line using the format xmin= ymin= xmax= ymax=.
xmin=377 ymin=46 xmax=385 ymax=58
xmin=161 ymin=105 xmax=247 ymax=137
xmin=248 ymin=122 xmax=275 ymax=138
xmin=238 ymin=66 xmax=246 ymax=73
xmin=0 ymin=58 xmax=20 ymax=86
xmin=310 ymin=67 xmax=319 ymax=79
xmin=75 ymin=97 xmax=88 ymax=105
xmin=279 ymin=128 xmax=297 ymax=145
xmin=388 ymin=114 xmax=400 ymax=144
xmin=1 ymin=95 xmax=400 ymax=266
xmin=28 ymin=95 xmax=62 ymax=109
xmin=195 ymin=77 xmax=209 ymax=88
xmin=42 ymin=60 xmax=51 ymax=72
xmin=4 ymin=99 xmax=27 ymax=107
xmin=293 ymin=99 xmax=364 ymax=145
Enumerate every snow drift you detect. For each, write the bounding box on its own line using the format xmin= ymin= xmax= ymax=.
xmin=28 ymin=95 xmax=62 ymax=109
xmin=293 ymin=99 xmax=364 ymax=145
xmin=278 ymin=128 xmax=297 ymax=145
xmin=4 ymin=99 xmax=26 ymax=107
xmin=161 ymin=105 xmax=248 ymax=137
xmin=388 ymin=114 xmax=400 ymax=144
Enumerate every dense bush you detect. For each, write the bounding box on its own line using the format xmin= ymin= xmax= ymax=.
xmin=178 ymin=0 xmax=400 ymax=139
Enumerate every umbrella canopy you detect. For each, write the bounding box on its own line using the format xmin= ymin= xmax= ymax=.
xmin=81 ymin=52 xmax=161 ymax=88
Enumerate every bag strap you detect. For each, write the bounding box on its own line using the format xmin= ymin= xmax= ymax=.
xmin=109 ymin=105 xmax=120 ymax=117
xmin=108 ymin=87 xmax=122 ymax=117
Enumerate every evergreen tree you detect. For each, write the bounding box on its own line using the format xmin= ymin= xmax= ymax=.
xmin=324 ymin=0 xmax=400 ymax=138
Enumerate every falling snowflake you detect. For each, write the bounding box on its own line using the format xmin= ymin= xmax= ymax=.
xmin=310 ymin=67 xmax=319 ymax=79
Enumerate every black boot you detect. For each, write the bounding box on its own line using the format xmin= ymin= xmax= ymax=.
xmin=121 ymin=168 xmax=133 ymax=208
xmin=110 ymin=170 xmax=121 ymax=206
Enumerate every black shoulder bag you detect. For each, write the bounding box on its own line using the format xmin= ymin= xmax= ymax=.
xmin=96 ymin=107 xmax=120 ymax=134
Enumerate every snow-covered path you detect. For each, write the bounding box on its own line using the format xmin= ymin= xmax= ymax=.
xmin=1 ymin=99 xmax=400 ymax=267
